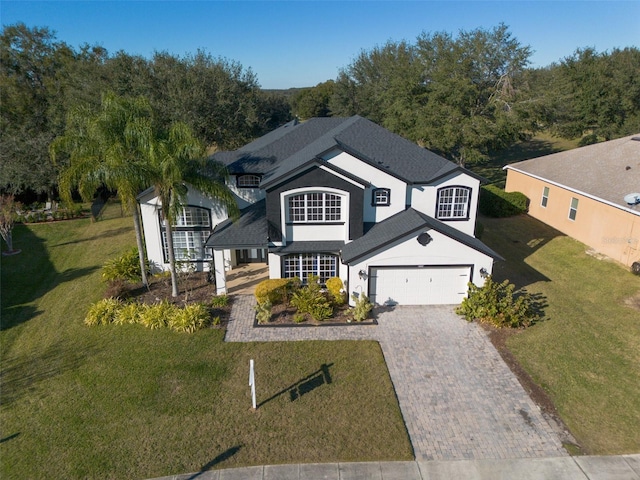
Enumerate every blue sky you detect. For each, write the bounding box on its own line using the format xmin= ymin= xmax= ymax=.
xmin=2 ymin=1 xmax=639 ymax=89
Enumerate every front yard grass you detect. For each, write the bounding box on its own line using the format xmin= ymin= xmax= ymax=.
xmin=0 ymin=203 xmax=412 ymax=479
xmin=481 ymin=214 xmax=640 ymax=455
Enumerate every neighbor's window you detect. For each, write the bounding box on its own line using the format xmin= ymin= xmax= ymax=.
xmin=372 ymin=188 xmax=391 ymax=206
xmin=283 ymin=253 xmax=338 ymax=282
xmin=288 ymin=192 xmax=342 ymax=223
xmin=569 ymin=197 xmax=579 ymax=221
xmin=236 ymin=174 xmax=260 ymax=188
xmin=541 ymin=186 xmax=550 ymax=208
xmin=436 ymin=186 xmax=471 ymax=220
xmin=160 ymin=206 xmax=211 ymax=262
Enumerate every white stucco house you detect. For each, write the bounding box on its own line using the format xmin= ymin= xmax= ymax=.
xmin=138 ymin=115 xmax=501 ymax=305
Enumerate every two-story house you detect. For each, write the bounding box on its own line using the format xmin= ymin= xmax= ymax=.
xmin=138 ymin=115 xmax=501 ymax=306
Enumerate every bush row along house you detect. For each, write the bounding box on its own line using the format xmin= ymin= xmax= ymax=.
xmin=138 ymin=116 xmax=501 ymax=305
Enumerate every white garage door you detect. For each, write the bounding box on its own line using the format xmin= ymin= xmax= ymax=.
xmin=369 ymin=266 xmax=471 ymax=305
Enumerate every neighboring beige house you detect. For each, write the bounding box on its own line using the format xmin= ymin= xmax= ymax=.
xmin=504 ymin=134 xmax=640 ymax=268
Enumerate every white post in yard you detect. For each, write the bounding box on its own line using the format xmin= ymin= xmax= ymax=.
xmin=249 ymin=359 xmax=256 ymax=410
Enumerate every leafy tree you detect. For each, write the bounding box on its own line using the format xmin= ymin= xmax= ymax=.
xmin=331 ymin=24 xmax=534 ymax=166
xmin=0 ymin=194 xmax=18 ymax=253
xmin=150 ymin=122 xmax=238 ymax=297
xmin=291 ymin=80 xmax=335 ymax=119
xmin=544 ymin=47 xmax=640 ymax=141
xmin=51 ymin=91 xmax=155 ymax=287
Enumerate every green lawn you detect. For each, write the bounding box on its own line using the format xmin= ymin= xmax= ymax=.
xmin=0 ymin=203 xmax=412 ymax=479
xmin=481 ymin=214 xmax=640 ymax=455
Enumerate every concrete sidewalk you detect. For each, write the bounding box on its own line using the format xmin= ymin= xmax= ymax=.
xmin=151 ymin=455 xmax=640 ymax=480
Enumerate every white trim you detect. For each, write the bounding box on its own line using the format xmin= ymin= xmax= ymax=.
xmin=318 ymin=164 xmax=366 ymax=188
xmin=505 ymin=166 xmax=640 ymax=216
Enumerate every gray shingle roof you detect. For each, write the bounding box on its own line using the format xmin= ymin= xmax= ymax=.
xmin=341 ymin=208 xmax=502 ymax=263
xmin=212 ymin=115 xmax=477 ymax=185
xmin=504 ymin=134 xmax=640 ymax=210
xmin=206 ymin=199 xmax=267 ymax=248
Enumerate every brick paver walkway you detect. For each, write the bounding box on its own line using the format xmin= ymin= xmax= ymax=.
xmin=226 ymin=295 xmax=567 ymax=461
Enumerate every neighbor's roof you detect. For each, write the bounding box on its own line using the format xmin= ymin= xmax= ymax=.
xmin=212 ymin=115 xmax=480 ymax=186
xmin=504 ymin=134 xmax=640 ymax=210
xmin=341 ymin=208 xmax=503 ymax=264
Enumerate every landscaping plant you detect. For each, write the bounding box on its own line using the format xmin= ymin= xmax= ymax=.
xmin=456 ymin=275 xmax=542 ymax=328
xmin=290 ymin=275 xmax=333 ymax=321
xmin=350 ymin=294 xmax=373 ymax=322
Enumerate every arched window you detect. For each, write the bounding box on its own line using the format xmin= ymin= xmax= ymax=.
xmin=236 ymin=174 xmax=260 ymax=188
xmin=436 ymin=186 xmax=471 ymax=220
xmin=160 ymin=206 xmax=212 ymax=262
xmin=287 ymin=192 xmax=343 ymax=223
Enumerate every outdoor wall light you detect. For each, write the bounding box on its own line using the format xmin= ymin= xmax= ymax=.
xmin=480 ymin=267 xmax=489 ymax=278
xmin=358 ymin=269 xmax=367 ymax=280
xmin=417 ymin=232 xmax=433 ymax=246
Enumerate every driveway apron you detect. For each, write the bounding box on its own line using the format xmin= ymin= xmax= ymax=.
xmin=226 ymin=296 xmax=567 ymax=461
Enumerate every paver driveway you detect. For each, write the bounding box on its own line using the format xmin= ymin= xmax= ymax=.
xmin=226 ymin=296 xmax=567 ymax=461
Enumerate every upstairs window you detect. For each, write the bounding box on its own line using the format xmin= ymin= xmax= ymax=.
xmin=372 ymin=188 xmax=391 ymax=206
xmin=569 ymin=197 xmax=579 ymax=221
xmin=436 ymin=186 xmax=471 ymax=220
xmin=541 ymin=186 xmax=550 ymax=207
xmin=288 ymin=192 xmax=342 ymax=223
xmin=236 ymin=174 xmax=260 ymax=188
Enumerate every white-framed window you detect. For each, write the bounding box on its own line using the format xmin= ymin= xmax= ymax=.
xmin=283 ymin=253 xmax=338 ymax=282
xmin=541 ymin=186 xmax=550 ymax=208
xmin=162 ymin=230 xmax=212 ymax=261
xmin=160 ymin=206 xmax=211 ymax=262
xmin=436 ymin=186 xmax=471 ymax=220
xmin=287 ymin=192 xmax=342 ymax=223
xmin=569 ymin=197 xmax=579 ymax=221
xmin=236 ymin=174 xmax=260 ymax=188
xmin=372 ymin=188 xmax=391 ymax=206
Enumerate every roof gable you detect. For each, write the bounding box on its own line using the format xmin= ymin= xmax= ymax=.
xmin=341 ymin=208 xmax=502 ymax=263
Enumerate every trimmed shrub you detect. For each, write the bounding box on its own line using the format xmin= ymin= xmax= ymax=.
xmin=479 ymin=185 xmax=528 ymax=217
xmin=325 ymin=277 xmax=346 ymax=305
xmin=85 ymin=298 xmax=122 ymax=326
xmin=211 ymin=295 xmax=229 ymax=307
xmin=114 ymin=301 xmax=143 ymax=325
xmin=169 ymin=303 xmax=210 ymax=333
xmin=255 ymin=278 xmax=296 ymax=305
xmin=102 ymin=248 xmax=143 ymax=283
xmin=255 ymin=300 xmax=272 ymax=324
xmin=350 ymin=294 xmax=373 ymax=322
xmin=291 ymin=279 xmax=333 ymax=321
xmin=138 ymin=301 xmax=175 ymax=330
xmin=456 ymin=276 xmax=541 ymax=328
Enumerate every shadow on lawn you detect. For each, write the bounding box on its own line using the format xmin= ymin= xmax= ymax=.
xmin=0 ymin=225 xmax=98 ymax=331
xmin=258 ymin=363 xmax=333 ymax=408
xmin=186 ymin=445 xmax=242 ymax=478
xmin=0 ymin=341 xmax=101 ymax=406
xmin=480 ymin=215 xmax=565 ymax=290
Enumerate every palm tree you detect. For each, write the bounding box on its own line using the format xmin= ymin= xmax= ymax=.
xmin=51 ymin=91 xmax=154 ymax=287
xmin=152 ymin=122 xmax=238 ymax=297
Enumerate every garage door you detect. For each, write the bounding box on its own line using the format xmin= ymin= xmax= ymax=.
xmin=369 ymin=266 xmax=471 ymax=305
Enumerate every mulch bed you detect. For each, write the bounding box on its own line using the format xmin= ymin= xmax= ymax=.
xmin=112 ymin=272 xmax=232 ymax=328
xmin=258 ymin=302 xmax=376 ymax=327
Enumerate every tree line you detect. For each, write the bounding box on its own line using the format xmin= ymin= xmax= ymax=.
xmin=2 ymin=22 xmax=639 ymax=199
xmin=1 ymin=23 xmax=291 ymax=199
xmin=291 ymin=24 xmax=640 ymax=166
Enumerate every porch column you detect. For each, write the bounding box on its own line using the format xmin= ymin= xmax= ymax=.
xmin=213 ymin=249 xmax=227 ymax=295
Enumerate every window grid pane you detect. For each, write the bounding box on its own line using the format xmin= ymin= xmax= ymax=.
xmin=282 ymin=254 xmax=337 ymax=282
xmin=288 ymin=192 xmax=342 ymax=223
xmin=175 ymin=207 xmax=210 ymax=227
xmin=541 ymin=187 xmax=549 ymax=207
xmin=437 ymin=187 xmax=469 ymax=219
